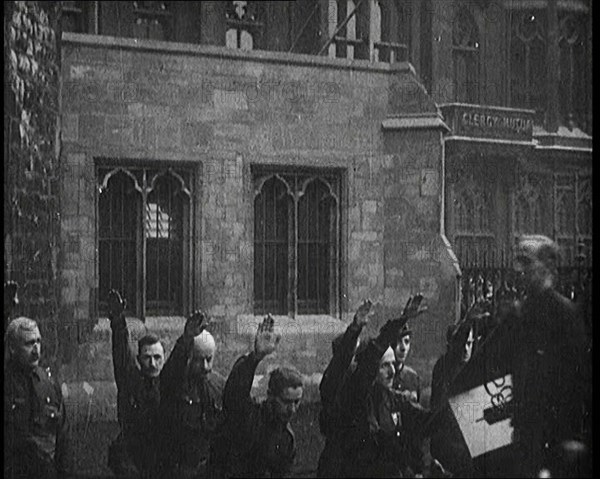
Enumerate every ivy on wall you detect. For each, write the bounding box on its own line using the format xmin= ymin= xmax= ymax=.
xmin=4 ymin=1 xmax=62 ymax=362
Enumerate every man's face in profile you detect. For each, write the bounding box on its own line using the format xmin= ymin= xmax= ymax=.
xmin=12 ymin=325 xmax=42 ymax=369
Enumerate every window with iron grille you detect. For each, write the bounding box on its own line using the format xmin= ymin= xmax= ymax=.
xmin=225 ymin=1 xmax=264 ymax=50
xmin=453 ymin=8 xmax=480 ymax=103
xmin=97 ymin=163 xmax=194 ymax=319
xmin=253 ymin=168 xmax=342 ymax=317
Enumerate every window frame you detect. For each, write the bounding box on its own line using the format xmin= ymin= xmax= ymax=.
xmin=95 ymin=159 xmax=196 ymax=320
xmin=452 ymin=7 xmax=480 ymax=103
xmin=225 ymin=1 xmax=265 ymax=51
xmin=252 ymin=165 xmax=345 ymax=319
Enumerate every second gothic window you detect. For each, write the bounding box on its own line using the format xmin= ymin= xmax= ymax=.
xmin=253 ymin=169 xmax=342 ymax=317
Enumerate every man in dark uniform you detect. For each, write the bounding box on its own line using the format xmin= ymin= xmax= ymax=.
xmin=107 ymin=289 xmax=164 ymax=478
xmin=317 ymin=299 xmax=373 ymax=477
xmin=210 ymin=314 xmax=303 ymax=478
xmin=392 ymin=323 xmax=421 ymax=403
xmin=511 ymin=235 xmax=589 ymax=477
xmin=4 ymin=316 xmax=72 ymax=479
xmin=339 ymin=295 xmax=429 ymax=478
xmin=430 ymin=317 xmax=476 ymax=477
xmin=158 ymin=310 xmax=225 ymax=478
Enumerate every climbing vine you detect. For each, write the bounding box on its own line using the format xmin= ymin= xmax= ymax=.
xmin=4 ymin=1 xmax=62 ymax=362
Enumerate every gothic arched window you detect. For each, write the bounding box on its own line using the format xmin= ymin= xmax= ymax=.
xmin=509 ymin=10 xmax=547 ymax=122
xmin=254 ymin=169 xmax=342 ymax=317
xmin=98 ymin=164 xmax=193 ymax=318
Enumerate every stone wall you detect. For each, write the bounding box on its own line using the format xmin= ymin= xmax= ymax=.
xmin=58 ymin=34 xmax=459 ymax=422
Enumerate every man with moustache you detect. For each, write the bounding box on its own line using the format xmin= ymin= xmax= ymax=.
xmin=107 ymin=289 xmax=165 ymax=478
xmin=158 ymin=310 xmax=225 ymax=478
xmin=4 ymin=317 xmax=72 ymax=479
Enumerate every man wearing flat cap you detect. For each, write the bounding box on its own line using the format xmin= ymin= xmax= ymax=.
xmin=510 ymin=235 xmax=589 ymax=477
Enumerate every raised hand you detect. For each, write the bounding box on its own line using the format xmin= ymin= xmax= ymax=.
xmin=353 ymin=299 xmax=374 ymax=328
xmin=401 ymin=293 xmax=427 ymax=320
xmin=184 ymin=309 xmax=209 ymax=339
xmin=378 ymin=294 xmax=427 ymax=346
xmin=107 ymin=289 xmax=126 ymax=320
xmin=254 ymin=314 xmax=281 ymax=359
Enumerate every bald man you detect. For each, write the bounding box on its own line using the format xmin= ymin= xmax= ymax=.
xmin=158 ymin=311 xmax=225 ymax=478
xmin=4 ymin=317 xmax=72 ymax=479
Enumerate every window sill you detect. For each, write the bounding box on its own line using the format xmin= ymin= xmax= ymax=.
xmin=94 ymin=316 xmax=187 ymax=335
xmin=235 ymin=314 xmax=349 ymax=336
xmin=93 ymin=314 xmax=349 ymax=338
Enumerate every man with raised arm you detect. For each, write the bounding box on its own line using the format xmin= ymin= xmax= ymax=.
xmin=317 ymin=299 xmax=373 ymax=477
xmin=338 ymin=294 xmax=429 ymax=478
xmin=158 ymin=310 xmax=225 ymax=478
xmin=107 ymin=289 xmax=165 ymax=478
xmin=210 ymin=314 xmax=304 ymax=478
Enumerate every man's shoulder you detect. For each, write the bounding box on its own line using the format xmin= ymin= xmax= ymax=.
xmin=208 ymin=371 xmax=227 ymax=389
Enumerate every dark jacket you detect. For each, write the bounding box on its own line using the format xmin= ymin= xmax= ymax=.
xmin=159 ymin=335 xmax=225 ymax=478
xmin=110 ymin=313 xmax=161 ymax=475
xmin=4 ymin=361 xmax=71 ymax=479
xmin=511 ymin=288 xmax=588 ymax=475
xmin=393 ymin=364 xmax=421 ymax=403
xmin=340 ymin=339 xmax=429 ymax=478
xmin=317 ymin=322 xmax=363 ymax=477
xmin=319 ymin=322 xmax=363 ymax=437
xmin=211 ymin=352 xmax=296 ymax=478
xmin=429 ymin=353 xmax=474 ymax=477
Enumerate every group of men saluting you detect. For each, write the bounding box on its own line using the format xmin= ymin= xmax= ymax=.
xmin=4 ymin=234 xmax=591 ymax=478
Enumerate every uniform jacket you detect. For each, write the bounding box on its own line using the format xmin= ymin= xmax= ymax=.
xmin=319 ymin=321 xmax=362 ymax=438
xmin=211 ymin=352 xmax=296 ymax=478
xmin=393 ymin=364 xmax=421 ymax=403
xmin=4 ymin=360 xmax=71 ymax=479
xmin=429 ymin=353 xmax=474 ymax=477
xmin=510 ymin=288 xmax=588 ymax=474
xmin=317 ymin=322 xmax=363 ymax=477
xmin=110 ymin=313 xmax=161 ymax=473
xmin=159 ymin=335 xmax=225 ymax=477
xmin=340 ymin=339 xmax=429 ymax=478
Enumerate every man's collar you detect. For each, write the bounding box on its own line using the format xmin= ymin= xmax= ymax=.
xmin=7 ymin=359 xmax=41 ymax=379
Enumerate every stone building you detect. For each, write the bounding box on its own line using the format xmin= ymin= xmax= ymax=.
xmin=5 ymin=0 xmax=592 ymax=475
